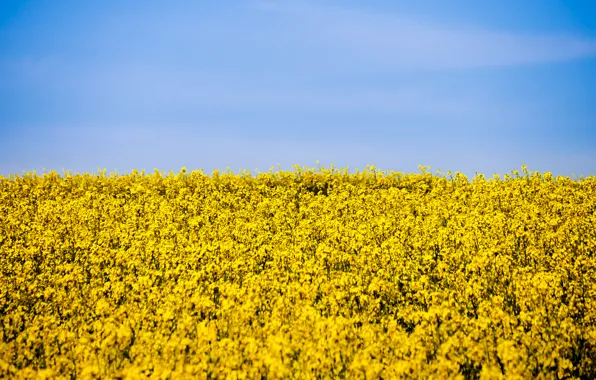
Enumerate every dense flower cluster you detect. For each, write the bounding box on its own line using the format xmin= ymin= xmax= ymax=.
xmin=1 ymin=165 xmax=595 ymax=379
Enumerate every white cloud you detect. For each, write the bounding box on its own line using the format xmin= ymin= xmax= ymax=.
xmin=255 ymin=1 xmax=596 ymax=69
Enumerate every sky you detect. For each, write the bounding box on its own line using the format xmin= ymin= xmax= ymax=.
xmin=1 ymin=0 xmax=595 ymax=178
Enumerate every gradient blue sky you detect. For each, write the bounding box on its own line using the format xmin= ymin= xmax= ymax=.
xmin=1 ymin=0 xmax=595 ymax=177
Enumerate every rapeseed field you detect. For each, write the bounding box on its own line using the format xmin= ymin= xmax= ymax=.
xmin=1 ymin=165 xmax=595 ymax=379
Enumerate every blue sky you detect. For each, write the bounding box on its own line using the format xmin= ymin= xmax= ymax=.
xmin=1 ymin=0 xmax=595 ymax=177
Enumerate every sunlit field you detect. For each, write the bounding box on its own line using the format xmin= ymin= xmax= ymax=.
xmin=1 ymin=165 xmax=595 ymax=379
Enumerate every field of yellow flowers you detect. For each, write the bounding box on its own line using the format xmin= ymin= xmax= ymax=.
xmin=1 ymin=165 xmax=595 ymax=379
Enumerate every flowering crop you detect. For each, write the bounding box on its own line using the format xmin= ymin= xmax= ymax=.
xmin=1 ymin=165 xmax=595 ymax=379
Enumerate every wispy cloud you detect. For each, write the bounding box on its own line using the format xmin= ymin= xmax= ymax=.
xmin=255 ymin=1 xmax=596 ymax=69
xmin=1 ymin=58 xmax=529 ymax=129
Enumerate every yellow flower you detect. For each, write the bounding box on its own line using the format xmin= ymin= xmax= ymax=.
xmin=0 ymin=166 xmax=594 ymax=378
